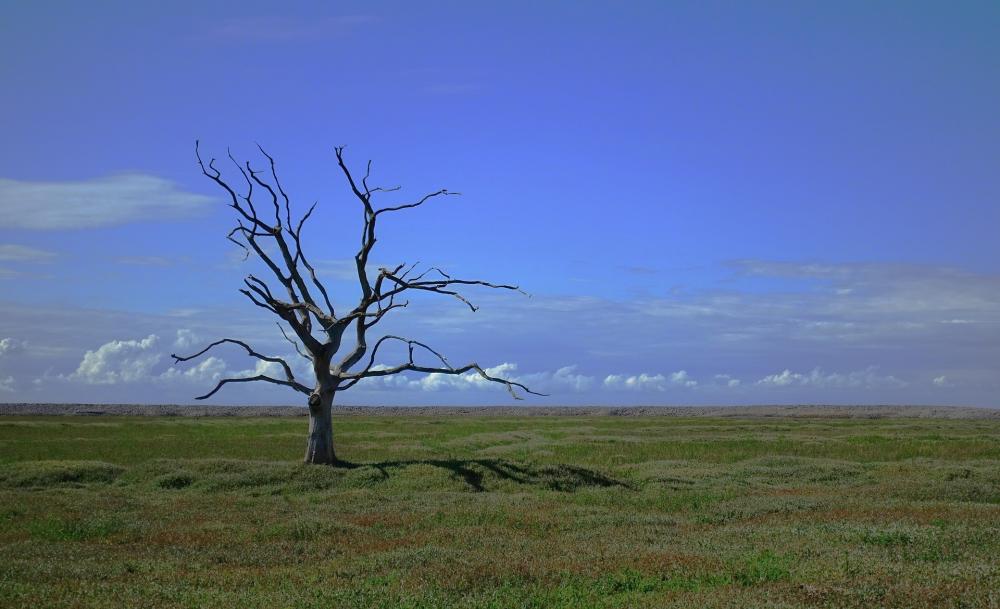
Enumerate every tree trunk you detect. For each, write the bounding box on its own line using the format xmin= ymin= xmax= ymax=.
xmin=304 ymin=391 xmax=336 ymax=465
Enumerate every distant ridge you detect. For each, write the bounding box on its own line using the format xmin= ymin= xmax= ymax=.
xmin=0 ymin=403 xmax=996 ymax=418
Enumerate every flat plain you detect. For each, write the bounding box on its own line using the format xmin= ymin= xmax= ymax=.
xmin=1 ymin=409 xmax=998 ymax=608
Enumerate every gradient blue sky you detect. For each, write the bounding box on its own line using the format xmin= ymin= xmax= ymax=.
xmin=1 ymin=1 xmax=998 ymax=406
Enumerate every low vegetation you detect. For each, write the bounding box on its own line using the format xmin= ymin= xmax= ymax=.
xmin=1 ymin=414 xmax=998 ymax=608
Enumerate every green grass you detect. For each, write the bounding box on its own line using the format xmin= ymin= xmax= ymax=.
xmin=0 ymin=414 xmax=998 ymax=608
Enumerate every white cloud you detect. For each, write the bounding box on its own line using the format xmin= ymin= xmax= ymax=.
xmin=0 ymin=376 xmax=14 ymax=393
xmin=414 ymin=362 xmax=518 ymax=392
xmin=526 ymin=365 xmax=595 ymax=392
xmin=669 ymin=370 xmax=697 ymax=388
xmin=714 ymin=374 xmax=741 ymax=388
xmin=64 ymin=333 xmax=296 ymax=392
xmin=160 ymin=356 xmax=227 ymax=383
xmin=0 ymin=338 xmax=27 ymax=357
xmin=756 ymin=369 xmax=800 ymax=387
xmin=605 ymin=373 xmax=664 ymax=391
xmin=70 ymin=335 xmax=162 ymax=384
xmin=235 ymin=358 xmax=287 ymax=379
xmin=932 ymin=375 xmax=951 ymax=387
xmin=756 ymin=366 xmax=907 ymax=389
xmin=0 ymin=244 xmax=56 ymax=262
xmin=352 ymin=362 xmax=592 ymax=395
xmin=173 ymin=329 xmax=199 ymax=350
xmin=0 ymin=175 xmax=214 ymax=230
xmin=603 ymin=370 xmax=696 ymax=391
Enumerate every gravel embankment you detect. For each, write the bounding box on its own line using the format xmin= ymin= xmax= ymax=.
xmin=0 ymin=403 xmax=996 ymax=418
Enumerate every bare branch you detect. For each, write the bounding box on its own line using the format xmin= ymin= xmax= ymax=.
xmin=255 ymin=143 xmax=292 ymax=229
xmin=364 ymin=300 xmax=409 ymax=329
xmin=245 ymin=159 xmax=281 ymax=228
xmin=398 ymin=261 xmax=421 ymax=280
xmin=226 ymin=224 xmax=251 ymax=260
xmin=239 ymin=287 xmax=279 ymax=315
xmin=196 ymin=141 xmax=272 ymax=234
xmin=362 ymin=159 xmax=373 ymax=196
xmin=369 ymin=185 xmax=401 ymax=195
xmin=291 ymin=201 xmax=336 ymax=316
xmin=334 ymin=146 xmax=373 ymax=213
xmin=337 ymin=335 xmax=545 ymax=399
xmin=226 ymin=149 xmax=259 ymax=220
xmin=277 ymin=322 xmax=311 ymax=361
xmin=376 ymin=269 xmax=524 ymax=312
xmin=335 ymin=147 xmax=378 ymax=304
xmin=193 ymin=375 xmax=310 ymax=400
xmin=230 ymin=218 xmax=295 ymax=301
xmin=374 ymin=189 xmax=458 ymax=216
xmin=172 ymin=338 xmax=301 ymax=382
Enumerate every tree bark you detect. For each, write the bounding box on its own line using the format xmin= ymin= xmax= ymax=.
xmin=304 ymin=391 xmax=336 ymax=465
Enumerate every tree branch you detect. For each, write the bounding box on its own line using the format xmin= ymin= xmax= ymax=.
xmin=375 ymin=267 xmax=525 ymax=312
xmin=171 ymin=338 xmax=302 ymax=386
xmin=193 ymin=375 xmax=311 ymax=400
xmin=374 ymin=189 xmax=459 ymax=216
xmin=277 ymin=322 xmax=311 ymax=361
xmin=337 ymin=335 xmax=545 ymax=398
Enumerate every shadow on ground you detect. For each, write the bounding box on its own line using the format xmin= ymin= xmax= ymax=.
xmin=338 ymin=458 xmax=631 ymax=492
xmin=1 ymin=458 xmax=631 ymax=494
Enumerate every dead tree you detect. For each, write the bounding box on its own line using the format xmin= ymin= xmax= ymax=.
xmin=172 ymin=143 xmax=540 ymax=465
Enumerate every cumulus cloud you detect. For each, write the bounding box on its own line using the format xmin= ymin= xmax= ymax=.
xmin=605 ymin=373 xmax=665 ymax=391
xmin=0 ymin=338 xmax=27 ymax=357
xmin=234 ymin=358 xmax=288 ymax=379
xmin=65 ymin=332 xmax=301 ymax=390
xmin=0 ymin=244 xmax=56 ymax=262
xmin=173 ymin=329 xmax=200 ymax=350
xmin=0 ymin=339 xmax=23 ymax=394
xmin=414 ymin=362 xmax=518 ymax=392
xmin=0 ymin=175 xmax=214 ymax=230
xmin=603 ymin=370 xmax=696 ymax=391
xmin=69 ymin=335 xmax=162 ymax=384
xmin=519 ymin=365 xmax=595 ymax=392
xmin=756 ymin=366 xmax=907 ymax=389
xmin=352 ymin=362 xmax=594 ymax=395
xmin=669 ymin=370 xmax=697 ymax=387
xmin=160 ymin=356 xmax=227 ymax=383
xmin=932 ymin=375 xmax=951 ymax=387
xmin=714 ymin=374 xmax=742 ymax=388
xmin=757 ymin=370 xmax=800 ymax=387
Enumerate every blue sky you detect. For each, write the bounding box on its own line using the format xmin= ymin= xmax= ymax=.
xmin=1 ymin=1 xmax=998 ymax=406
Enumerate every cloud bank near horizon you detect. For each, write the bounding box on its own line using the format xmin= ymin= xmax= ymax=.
xmin=1 ymin=258 xmax=996 ymax=406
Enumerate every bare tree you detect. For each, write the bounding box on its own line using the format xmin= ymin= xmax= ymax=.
xmin=172 ymin=143 xmax=540 ymax=465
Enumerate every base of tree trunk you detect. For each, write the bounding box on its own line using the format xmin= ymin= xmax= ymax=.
xmin=304 ymin=396 xmax=336 ymax=465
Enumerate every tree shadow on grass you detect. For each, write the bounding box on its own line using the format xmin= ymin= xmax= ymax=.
xmin=336 ymin=458 xmax=631 ymax=492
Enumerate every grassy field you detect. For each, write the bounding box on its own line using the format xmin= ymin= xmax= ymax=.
xmin=1 ymin=414 xmax=998 ymax=608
